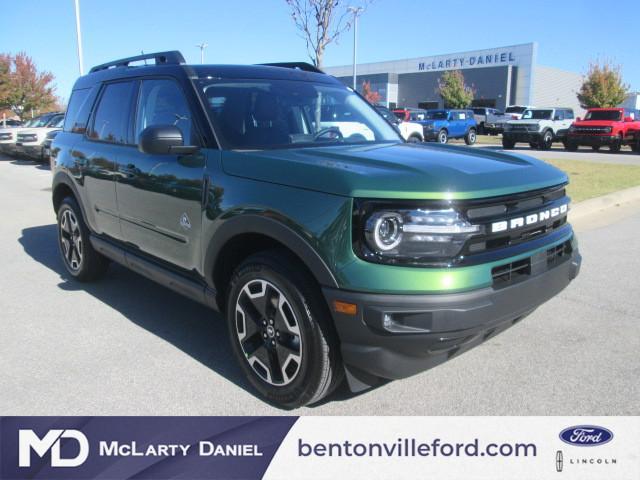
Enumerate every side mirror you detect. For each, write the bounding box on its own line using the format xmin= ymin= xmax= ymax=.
xmin=576 ymin=117 xmax=582 ymax=121
xmin=624 ymin=116 xmax=634 ymax=122
xmin=138 ymin=125 xmax=198 ymax=155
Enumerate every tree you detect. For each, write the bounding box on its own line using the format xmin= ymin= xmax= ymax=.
xmin=577 ymin=62 xmax=629 ymax=109
xmin=285 ymin=0 xmax=371 ymax=68
xmin=0 ymin=53 xmax=57 ymax=120
xmin=361 ymin=80 xmax=380 ymax=104
xmin=437 ymin=70 xmax=474 ymax=108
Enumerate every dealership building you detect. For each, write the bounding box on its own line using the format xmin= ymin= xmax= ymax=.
xmin=325 ymin=42 xmax=585 ymax=114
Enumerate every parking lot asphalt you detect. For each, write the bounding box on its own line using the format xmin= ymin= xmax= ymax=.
xmin=477 ymin=144 xmax=640 ymax=165
xmin=1 ymin=153 xmax=638 ymax=416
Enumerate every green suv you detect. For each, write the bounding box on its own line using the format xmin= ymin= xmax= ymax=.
xmin=51 ymin=51 xmax=581 ymax=408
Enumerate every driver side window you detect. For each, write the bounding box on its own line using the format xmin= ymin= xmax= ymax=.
xmin=135 ymin=79 xmax=195 ymax=145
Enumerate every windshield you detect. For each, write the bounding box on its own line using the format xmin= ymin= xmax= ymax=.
xmin=584 ymin=110 xmax=622 ymax=121
xmin=522 ymin=109 xmax=552 ymax=120
xmin=198 ymin=79 xmax=401 ymax=149
xmin=47 ymin=115 xmax=65 ymax=128
xmin=30 ymin=115 xmax=57 ymax=128
xmin=375 ymin=106 xmax=396 ymax=123
xmin=505 ymin=106 xmax=527 ymax=114
xmin=425 ymin=111 xmax=447 ymax=120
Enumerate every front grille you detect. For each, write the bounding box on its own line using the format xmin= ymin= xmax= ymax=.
xmin=0 ymin=133 xmax=12 ymax=140
xmin=509 ymin=124 xmax=538 ymax=132
xmin=573 ymin=126 xmax=610 ymax=134
xmin=491 ymin=240 xmax=572 ymax=289
xmin=17 ymin=134 xmax=37 ymax=142
xmin=460 ymin=184 xmax=569 ymax=260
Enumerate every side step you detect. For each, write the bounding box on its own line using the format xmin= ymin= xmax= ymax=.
xmin=90 ymin=235 xmax=218 ymax=310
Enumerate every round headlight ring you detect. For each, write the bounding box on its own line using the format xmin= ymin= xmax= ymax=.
xmin=372 ymin=212 xmax=403 ymax=251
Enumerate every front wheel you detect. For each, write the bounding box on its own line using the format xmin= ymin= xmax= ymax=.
xmin=407 ymin=134 xmax=422 ymax=143
xmin=464 ymin=128 xmax=477 ymax=145
xmin=538 ymin=130 xmax=553 ymax=150
xmin=226 ymin=250 xmax=343 ymax=409
xmin=437 ymin=129 xmax=448 ymax=144
xmin=609 ymin=135 xmax=622 ymax=153
xmin=502 ymin=137 xmax=515 ymax=149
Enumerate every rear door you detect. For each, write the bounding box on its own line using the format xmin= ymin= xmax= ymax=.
xmin=115 ymin=77 xmax=206 ymax=271
xmin=448 ymin=111 xmax=465 ymax=137
xmin=80 ymin=80 xmax=137 ymax=239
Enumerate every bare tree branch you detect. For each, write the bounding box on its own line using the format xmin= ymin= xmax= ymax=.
xmin=285 ymin=0 xmax=372 ymax=68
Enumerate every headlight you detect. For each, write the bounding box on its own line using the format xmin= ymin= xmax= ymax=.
xmin=424 ymin=124 xmax=434 ymax=130
xmin=356 ymin=204 xmax=481 ymax=266
xmin=604 ymin=126 xmax=612 ymax=133
xmin=569 ymin=125 xmax=575 ymax=133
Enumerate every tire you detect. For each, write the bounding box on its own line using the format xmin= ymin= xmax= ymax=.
xmin=591 ymin=145 xmax=600 ymax=152
xmin=437 ymin=129 xmax=448 ymax=144
xmin=478 ymin=123 xmax=485 ymax=135
xmin=502 ymin=137 xmax=515 ymax=149
xmin=564 ymin=141 xmax=578 ymax=152
xmin=57 ymin=197 xmax=109 ymax=281
xmin=609 ymin=135 xmax=622 ymax=153
xmin=538 ymin=130 xmax=553 ymax=150
xmin=464 ymin=128 xmax=477 ymax=145
xmin=226 ymin=250 xmax=343 ymax=409
xmin=407 ymin=134 xmax=422 ymax=143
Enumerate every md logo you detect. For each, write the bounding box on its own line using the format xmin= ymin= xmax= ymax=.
xmin=18 ymin=429 xmax=89 ymax=467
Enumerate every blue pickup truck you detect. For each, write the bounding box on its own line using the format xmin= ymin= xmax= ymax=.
xmin=419 ymin=109 xmax=478 ymax=144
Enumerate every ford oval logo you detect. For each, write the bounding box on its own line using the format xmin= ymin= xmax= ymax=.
xmin=559 ymin=425 xmax=613 ymax=447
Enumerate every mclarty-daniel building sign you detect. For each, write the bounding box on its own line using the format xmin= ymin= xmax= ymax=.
xmin=325 ymin=43 xmax=538 ymax=108
xmin=417 ymin=51 xmax=517 ymax=71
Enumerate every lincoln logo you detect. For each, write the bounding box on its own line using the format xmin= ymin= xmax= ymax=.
xmin=491 ymin=204 xmax=568 ymax=233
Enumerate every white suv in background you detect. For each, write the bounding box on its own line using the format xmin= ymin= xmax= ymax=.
xmin=375 ymin=105 xmax=424 ymax=142
xmin=15 ymin=113 xmax=65 ymax=161
xmin=502 ymin=107 xmax=575 ymax=150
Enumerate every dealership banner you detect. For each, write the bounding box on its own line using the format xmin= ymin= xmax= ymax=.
xmin=1 ymin=417 xmax=637 ymax=479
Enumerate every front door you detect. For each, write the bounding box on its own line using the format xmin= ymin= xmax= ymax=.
xmin=115 ymin=78 xmax=206 ymax=272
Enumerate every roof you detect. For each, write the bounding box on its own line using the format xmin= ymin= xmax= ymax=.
xmin=74 ymin=51 xmax=340 ymax=90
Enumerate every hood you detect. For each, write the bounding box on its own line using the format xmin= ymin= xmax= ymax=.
xmin=417 ymin=119 xmax=446 ymax=127
xmin=507 ymin=119 xmax=543 ymax=125
xmin=221 ymin=142 xmax=567 ymax=200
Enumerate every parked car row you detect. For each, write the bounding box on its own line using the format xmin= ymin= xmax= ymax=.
xmin=0 ymin=111 xmax=65 ymax=162
xmin=503 ymin=107 xmax=640 ymax=152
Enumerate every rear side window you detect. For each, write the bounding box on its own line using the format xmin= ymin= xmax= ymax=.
xmin=564 ymin=109 xmax=574 ymax=120
xmin=134 ymin=79 xmax=196 ymax=144
xmin=88 ymin=81 xmax=136 ymax=144
xmin=63 ymin=87 xmax=99 ymax=133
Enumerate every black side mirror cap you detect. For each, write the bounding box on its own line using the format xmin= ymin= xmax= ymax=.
xmin=138 ymin=125 xmax=199 ymax=155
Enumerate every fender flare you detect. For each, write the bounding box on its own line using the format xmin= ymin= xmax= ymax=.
xmin=203 ymin=214 xmax=339 ymax=289
xmin=51 ymin=171 xmax=88 ymax=220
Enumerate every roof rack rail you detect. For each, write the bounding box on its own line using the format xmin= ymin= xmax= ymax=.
xmin=89 ymin=51 xmax=185 ymax=73
xmin=258 ymin=62 xmax=325 ymax=74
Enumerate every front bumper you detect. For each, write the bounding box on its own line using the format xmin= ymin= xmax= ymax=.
xmin=503 ymin=131 xmax=542 ymax=143
xmin=324 ymin=245 xmax=581 ymax=389
xmin=15 ymin=143 xmax=43 ymax=158
xmin=567 ymin=134 xmax=617 ymax=146
xmin=423 ymin=130 xmax=438 ymax=141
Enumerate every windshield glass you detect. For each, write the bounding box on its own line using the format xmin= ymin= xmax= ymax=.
xmin=522 ymin=109 xmax=552 ymax=120
xmin=30 ymin=115 xmax=57 ymax=128
xmin=47 ymin=115 xmax=65 ymax=128
xmin=198 ymin=79 xmax=401 ymax=149
xmin=584 ymin=110 xmax=622 ymax=121
xmin=425 ymin=111 xmax=447 ymax=120
xmin=505 ymin=106 xmax=527 ymax=114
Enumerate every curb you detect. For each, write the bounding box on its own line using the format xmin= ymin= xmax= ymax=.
xmin=570 ymin=185 xmax=640 ymax=221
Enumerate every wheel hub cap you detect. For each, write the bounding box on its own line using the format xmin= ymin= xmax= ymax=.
xmin=235 ymin=279 xmax=303 ymax=386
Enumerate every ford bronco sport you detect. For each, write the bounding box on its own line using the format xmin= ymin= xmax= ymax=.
xmin=51 ymin=51 xmax=581 ymax=408
xmin=420 ymin=109 xmax=478 ymax=144
xmin=565 ymin=108 xmax=640 ymax=152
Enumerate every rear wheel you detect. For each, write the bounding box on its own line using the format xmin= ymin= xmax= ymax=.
xmin=226 ymin=250 xmax=343 ymax=409
xmin=57 ymin=197 xmax=109 ymax=281
xmin=502 ymin=138 xmax=515 ymax=149
xmin=437 ymin=129 xmax=448 ymax=144
xmin=464 ymin=128 xmax=477 ymax=145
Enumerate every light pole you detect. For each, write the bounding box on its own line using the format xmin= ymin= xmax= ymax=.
xmin=347 ymin=6 xmax=364 ymax=91
xmin=196 ymin=43 xmax=208 ymax=64
xmin=73 ymin=0 xmax=84 ymax=75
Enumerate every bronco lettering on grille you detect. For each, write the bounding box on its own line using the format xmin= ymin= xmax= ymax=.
xmin=491 ymin=204 xmax=568 ymax=233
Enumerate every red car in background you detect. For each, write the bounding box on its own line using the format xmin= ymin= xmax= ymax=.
xmin=565 ymin=107 xmax=640 ymax=152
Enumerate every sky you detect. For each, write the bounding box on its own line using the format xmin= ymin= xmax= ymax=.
xmin=2 ymin=0 xmax=638 ymax=102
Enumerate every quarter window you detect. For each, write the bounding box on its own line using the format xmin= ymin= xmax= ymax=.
xmin=88 ymin=82 xmax=136 ymax=143
xmin=135 ymin=79 xmax=195 ymax=144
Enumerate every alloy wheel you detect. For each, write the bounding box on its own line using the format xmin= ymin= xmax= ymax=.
xmin=235 ymin=279 xmax=303 ymax=386
xmin=59 ymin=209 xmax=83 ymax=271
